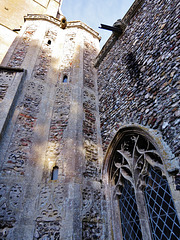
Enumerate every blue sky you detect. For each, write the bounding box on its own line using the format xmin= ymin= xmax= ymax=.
xmin=62 ymin=0 xmax=134 ymax=48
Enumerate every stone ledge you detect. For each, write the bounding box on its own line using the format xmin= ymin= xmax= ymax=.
xmin=0 ymin=66 xmax=24 ymax=72
xmin=94 ymin=0 xmax=145 ymax=68
xmin=24 ymin=15 xmax=101 ymax=40
xmin=24 ymin=14 xmax=61 ymax=26
xmin=67 ymin=21 xmax=101 ymax=40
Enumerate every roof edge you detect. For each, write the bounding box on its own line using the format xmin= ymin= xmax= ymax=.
xmin=24 ymin=15 xmax=101 ymax=40
xmin=94 ymin=0 xmax=145 ymax=68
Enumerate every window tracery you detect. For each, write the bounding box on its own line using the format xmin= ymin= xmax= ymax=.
xmin=109 ymin=131 xmax=180 ymax=240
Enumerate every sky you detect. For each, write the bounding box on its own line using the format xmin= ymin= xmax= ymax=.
xmin=62 ymin=0 xmax=134 ymax=48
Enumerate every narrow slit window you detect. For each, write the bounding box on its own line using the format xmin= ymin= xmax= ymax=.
xmin=63 ymin=75 xmax=68 ymax=83
xmin=51 ymin=166 xmax=59 ymax=180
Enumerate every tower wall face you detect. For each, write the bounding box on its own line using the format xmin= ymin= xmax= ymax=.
xmin=0 ymin=1 xmax=179 ymax=239
xmin=0 ymin=16 xmax=104 ymax=239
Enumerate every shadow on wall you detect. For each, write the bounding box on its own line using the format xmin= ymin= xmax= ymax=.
xmin=0 ymin=22 xmax=103 ymax=239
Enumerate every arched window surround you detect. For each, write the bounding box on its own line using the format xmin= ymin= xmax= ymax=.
xmin=102 ymin=125 xmax=179 ymax=240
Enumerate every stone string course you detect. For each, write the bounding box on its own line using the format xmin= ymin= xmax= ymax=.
xmin=97 ymin=0 xmax=180 ymax=160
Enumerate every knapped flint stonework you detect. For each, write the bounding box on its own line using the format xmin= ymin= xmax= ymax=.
xmin=0 ymin=0 xmax=179 ymax=239
xmin=96 ymin=0 xmax=180 ymax=237
xmin=97 ymin=0 xmax=179 ymax=159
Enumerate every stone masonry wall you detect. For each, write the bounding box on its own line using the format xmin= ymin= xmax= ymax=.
xmin=97 ymin=0 xmax=179 ymax=162
xmin=0 ymin=20 xmax=61 ymax=238
xmin=81 ymin=34 xmax=106 ymax=240
xmin=0 ymin=16 xmax=103 ymax=239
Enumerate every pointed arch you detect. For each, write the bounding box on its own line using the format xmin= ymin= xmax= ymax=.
xmin=103 ymin=125 xmax=180 ymax=240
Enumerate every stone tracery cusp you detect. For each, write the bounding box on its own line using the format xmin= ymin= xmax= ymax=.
xmin=111 ymin=134 xmax=165 ymax=198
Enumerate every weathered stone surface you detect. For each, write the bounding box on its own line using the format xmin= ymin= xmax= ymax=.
xmin=0 ymin=0 xmax=179 ymax=239
xmin=97 ymin=0 xmax=179 ymax=160
xmin=0 ymin=13 xmax=102 ymax=239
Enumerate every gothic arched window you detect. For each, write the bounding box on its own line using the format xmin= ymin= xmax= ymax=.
xmin=107 ymin=128 xmax=180 ymax=240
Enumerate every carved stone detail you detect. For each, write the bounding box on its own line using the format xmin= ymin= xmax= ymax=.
xmin=38 ymin=184 xmax=64 ymax=210
xmin=82 ymin=186 xmax=102 ymax=239
xmin=2 ymin=82 xmax=44 ymax=175
xmin=34 ymin=203 xmax=61 ymax=240
xmin=0 ymin=70 xmax=15 ymax=102
xmin=8 ymin=25 xmax=37 ymax=67
xmin=34 ymin=183 xmax=64 ymax=240
xmin=111 ymin=133 xmax=164 ymax=198
xmin=9 ymin=185 xmax=22 ymax=208
xmin=0 ymin=184 xmax=22 ymax=237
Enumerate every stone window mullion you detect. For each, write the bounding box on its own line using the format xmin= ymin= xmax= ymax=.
xmin=135 ymin=189 xmax=152 ymax=240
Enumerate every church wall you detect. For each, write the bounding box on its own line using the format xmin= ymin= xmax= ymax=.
xmin=97 ymin=0 xmax=179 ymax=185
xmin=96 ymin=1 xmax=179 ymax=238
xmin=0 ymin=0 xmax=179 ymax=239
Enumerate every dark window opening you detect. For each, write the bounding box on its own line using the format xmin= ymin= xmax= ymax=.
xmin=51 ymin=166 xmax=59 ymax=180
xmin=119 ymin=179 xmax=143 ymax=240
xmin=47 ymin=40 xmax=51 ymax=45
xmin=63 ymin=75 xmax=68 ymax=83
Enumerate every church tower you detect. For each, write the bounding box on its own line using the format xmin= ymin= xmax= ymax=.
xmin=0 ymin=1 xmax=103 ymax=239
